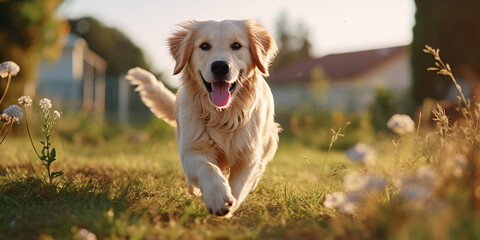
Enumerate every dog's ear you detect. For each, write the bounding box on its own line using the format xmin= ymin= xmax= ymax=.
xmin=247 ymin=20 xmax=278 ymax=77
xmin=169 ymin=21 xmax=196 ymax=75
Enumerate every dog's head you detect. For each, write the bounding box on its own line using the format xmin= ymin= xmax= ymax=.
xmin=169 ymin=20 xmax=278 ymax=109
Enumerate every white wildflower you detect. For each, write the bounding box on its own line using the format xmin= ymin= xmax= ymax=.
xmin=402 ymin=184 xmax=434 ymax=203
xmin=394 ymin=167 xmax=438 ymax=206
xmin=18 ymin=96 xmax=32 ymax=106
xmin=453 ymin=154 xmax=468 ymax=169
xmin=1 ymin=113 xmax=10 ymax=122
xmin=0 ymin=61 xmax=20 ymax=78
xmin=343 ymin=172 xmax=387 ymax=193
xmin=387 ymin=114 xmax=415 ymax=135
xmin=77 ymin=228 xmax=97 ymax=240
xmin=324 ymin=192 xmax=347 ymax=209
xmin=340 ymin=202 xmax=356 ymax=214
xmin=392 ymin=172 xmax=411 ymax=190
xmin=345 ymin=143 xmax=376 ymax=165
xmin=323 ymin=192 xmax=359 ymax=214
xmin=39 ymin=98 xmax=52 ymax=110
xmin=395 ymin=167 xmax=436 ymax=190
xmin=53 ymin=110 xmax=61 ymax=120
xmin=339 ymin=194 xmax=359 ymax=214
xmin=416 ymin=166 xmax=436 ymax=184
xmin=446 ymin=154 xmax=468 ymax=177
xmin=2 ymin=105 xmax=23 ymax=122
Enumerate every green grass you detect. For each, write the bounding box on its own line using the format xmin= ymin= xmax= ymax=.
xmin=0 ymin=129 xmax=357 ymax=240
xmin=1 ymin=110 xmax=479 ymax=239
xmin=2 ymin=113 xmax=480 ymax=240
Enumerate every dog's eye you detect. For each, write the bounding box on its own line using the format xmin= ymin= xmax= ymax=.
xmin=231 ymin=42 xmax=242 ymax=50
xmin=200 ymin=43 xmax=211 ymax=51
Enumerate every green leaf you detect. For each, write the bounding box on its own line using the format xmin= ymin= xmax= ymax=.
xmin=50 ymin=171 xmax=63 ymax=179
xmin=49 ymin=148 xmax=57 ymax=162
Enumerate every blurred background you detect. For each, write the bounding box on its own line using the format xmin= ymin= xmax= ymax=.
xmin=1 ymin=0 xmax=478 ymax=148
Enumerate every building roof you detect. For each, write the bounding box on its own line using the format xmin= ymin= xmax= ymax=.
xmin=268 ymin=45 xmax=407 ymax=85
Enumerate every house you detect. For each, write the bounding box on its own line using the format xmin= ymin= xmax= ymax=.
xmin=37 ymin=34 xmax=107 ymax=113
xmin=268 ymin=46 xmax=411 ymax=112
xmin=37 ymin=34 xmax=152 ymax=124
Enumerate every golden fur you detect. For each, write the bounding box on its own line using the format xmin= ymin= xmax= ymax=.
xmin=126 ymin=20 xmax=279 ymax=217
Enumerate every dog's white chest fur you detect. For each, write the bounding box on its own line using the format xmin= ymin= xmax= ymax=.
xmin=206 ymin=119 xmax=259 ymax=165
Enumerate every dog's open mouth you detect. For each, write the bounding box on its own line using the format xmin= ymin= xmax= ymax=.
xmin=202 ymin=75 xmax=238 ymax=108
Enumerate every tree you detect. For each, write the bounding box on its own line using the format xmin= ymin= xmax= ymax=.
xmin=0 ymin=0 xmax=68 ymax=107
xmin=271 ymin=12 xmax=312 ymax=71
xmin=69 ymin=17 xmax=151 ymax=75
xmin=369 ymin=88 xmax=396 ymax=132
xmin=69 ymin=17 xmax=163 ymax=124
xmin=411 ymin=0 xmax=480 ymax=107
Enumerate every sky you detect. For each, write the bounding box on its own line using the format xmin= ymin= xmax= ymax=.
xmin=59 ymin=0 xmax=415 ymax=86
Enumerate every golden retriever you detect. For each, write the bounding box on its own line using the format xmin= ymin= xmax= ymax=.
xmin=126 ymin=20 xmax=279 ymax=217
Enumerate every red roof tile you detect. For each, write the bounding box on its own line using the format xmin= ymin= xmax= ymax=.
xmin=267 ymin=46 xmax=407 ymax=85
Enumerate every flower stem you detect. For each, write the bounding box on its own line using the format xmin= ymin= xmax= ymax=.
xmin=23 ymin=107 xmax=41 ymax=159
xmin=447 ymin=71 xmax=469 ymax=110
xmin=0 ymin=122 xmax=6 ymax=134
xmin=0 ymin=121 xmax=14 ymax=145
xmin=46 ymin=137 xmax=51 ymax=184
xmin=47 ymin=164 xmax=52 ymax=184
xmin=320 ymin=143 xmax=333 ymax=180
xmin=0 ymin=75 xmax=11 ymax=105
xmin=320 ymin=123 xmax=350 ymax=180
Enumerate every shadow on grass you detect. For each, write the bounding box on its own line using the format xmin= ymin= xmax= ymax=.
xmin=0 ymin=163 xmax=338 ymax=239
xmin=0 ymin=177 xmax=136 ymax=239
xmin=0 ymin=163 xmax=210 ymax=239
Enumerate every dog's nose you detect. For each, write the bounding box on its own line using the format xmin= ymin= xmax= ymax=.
xmin=211 ymin=60 xmax=230 ymax=79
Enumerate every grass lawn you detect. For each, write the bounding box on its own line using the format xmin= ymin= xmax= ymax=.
xmin=2 ymin=118 xmax=480 ymax=240
xmin=0 ymin=129 xmax=362 ymax=240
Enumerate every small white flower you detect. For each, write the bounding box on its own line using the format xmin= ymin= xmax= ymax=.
xmin=392 ymin=172 xmax=412 ymax=190
xmin=1 ymin=113 xmax=10 ymax=122
xmin=339 ymin=196 xmax=358 ymax=214
xmin=324 ymin=192 xmax=347 ymax=209
xmin=394 ymin=167 xmax=438 ymax=206
xmin=53 ymin=110 xmax=61 ymax=120
xmin=402 ymin=184 xmax=434 ymax=202
xmin=2 ymin=105 xmax=23 ymax=122
xmin=39 ymin=98 xmax=52 ymax=110
xmin=453 ymin=154 xmax=468 ymax=169
xmin=18 ymin=96 xmax=32 ymax=106
xmin=343 ymin=172 xmax=387 ymax=193
xmin=0 ymin=61 xmax=20 ymax=78
xmin=323 ymin=192 xmax=359 ymax=214
xmin=416 ymin=166 xmax=436 ymax=184
xmin=345 ymin=143 xmax=376 ymax=165
xmin=387 ymin=114 xmax=415 ymax=135
xmin=446 ymin=154 xmax=468 ymax=177
xmin=77 ymin=228 xmax=97 ymax=240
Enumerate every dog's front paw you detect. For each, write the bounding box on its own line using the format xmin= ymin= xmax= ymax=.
xmin=202 ymin=182 xmax=236 ymax=217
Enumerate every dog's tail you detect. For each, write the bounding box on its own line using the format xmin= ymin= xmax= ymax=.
xmin=126 ymin=67 xmax=177 ymax=127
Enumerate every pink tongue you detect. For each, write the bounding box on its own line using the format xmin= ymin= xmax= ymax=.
xmin=210 ymin=82 xmax=231 ymax=107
